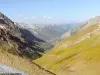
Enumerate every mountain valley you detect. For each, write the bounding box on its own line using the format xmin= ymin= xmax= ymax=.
xmin=0 ymin=12 xmax=100 ymax=75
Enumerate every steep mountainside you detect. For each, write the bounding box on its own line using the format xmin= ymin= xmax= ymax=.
xmin=35 ymin=22 xmax=100 ymax=75
xmin=0 ymin=12 xmax=52 ymax=60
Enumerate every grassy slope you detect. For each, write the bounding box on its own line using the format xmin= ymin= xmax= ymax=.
xmin=34 ymin=24 xmax=100 ymax=75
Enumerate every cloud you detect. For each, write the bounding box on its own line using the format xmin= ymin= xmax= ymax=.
xmin=23 ymin=16 xmax=36 ymax=20
xmin=23 ymin=16 xmax=52 ymax=20
xmin=43 ymin=16 xmax=52 ymax=19
xmin=24 ymin=17 xmax=29 ymax=19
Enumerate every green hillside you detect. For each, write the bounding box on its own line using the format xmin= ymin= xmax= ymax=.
xmin=34 ymin=24 xmax=100 ymax=75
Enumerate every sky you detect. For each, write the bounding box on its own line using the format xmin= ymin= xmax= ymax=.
xmin=0 ymin=0 xmax=100 ymax=24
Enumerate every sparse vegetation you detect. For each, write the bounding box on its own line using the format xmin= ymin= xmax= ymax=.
xmin=35 ymin=24 xmax=100 ymax=75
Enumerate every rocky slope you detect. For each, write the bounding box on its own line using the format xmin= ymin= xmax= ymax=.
xmin=0 ymin=12 xmax=52 ymax=59
xmin=35 ymin=17 xmax=100 ymax=75
xmin=0 ymin=12 xmax=56 ymax=75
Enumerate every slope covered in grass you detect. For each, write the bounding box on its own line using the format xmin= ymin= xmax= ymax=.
xmin=34 ymin=24 xmax=100 ymax=75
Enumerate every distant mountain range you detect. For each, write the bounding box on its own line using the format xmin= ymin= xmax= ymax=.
xmin=15 ymin=22 xmax=78 ymax=45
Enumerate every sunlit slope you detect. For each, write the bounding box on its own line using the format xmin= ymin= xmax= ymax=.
xmin=34 ymin=24 xmax=100 ymax=75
